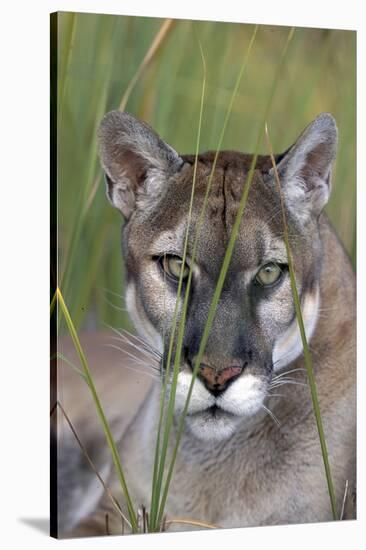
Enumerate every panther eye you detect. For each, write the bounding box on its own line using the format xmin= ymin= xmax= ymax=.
xmin=255 ymin=262 xmax=283 ymax=286
xmin=161 ymin=255 xmax=189 ymax=280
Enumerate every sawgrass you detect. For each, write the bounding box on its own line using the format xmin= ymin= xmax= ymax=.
xmin=150 ymin=25 xmax=260 ymax=530
xmin=154 ymin=28 xmax=298 ymax=528
xmin=147 ymin=32 xmax=208 ymax=532
xmin=53 ymin=12 xmax=355 ymax=533
xmin=55 ymin=287 xmax=138 ymax=531
xmin=265 ymin=125 xmax=338 ymax=520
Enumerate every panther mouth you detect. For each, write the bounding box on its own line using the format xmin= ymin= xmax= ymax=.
xmin=188 ymin=404 xmax=240 ymax=419
xmin=207 ymin=404 xmax=226 ymax=416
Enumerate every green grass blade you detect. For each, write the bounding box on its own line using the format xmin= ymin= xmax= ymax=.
xmin=56 ymin=351 xmax=86 ymax=379
xmin=156 ymin=24 xmax=263 ymax=527
xmin=153 ymin=22 xmax=258 ymax=526
xmin=157 ymin=27 xmax=295 ymax=526
xmin=56 ymin=400 xmax=131 ymax=528
xmin=56 ymin=287 xmax=138 ymax=531
xmin=264 ymin=124 xmax=338 ymax=520
xmin=58 ymin=12 xmax=78 ymax=119
xmin=119 ymin=19 xmax=175 ymax=111
xmin=149 ymin=252 xmax=187 ymax=528
xmin=149 ymin=32 xmax=207 ymax=531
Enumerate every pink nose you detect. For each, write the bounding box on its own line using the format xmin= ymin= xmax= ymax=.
xmin=198 ymin=364 xmax=243 ymax=393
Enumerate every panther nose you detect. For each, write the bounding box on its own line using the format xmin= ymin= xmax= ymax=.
xmin=196 ymin=362 xmax=244 ymax=396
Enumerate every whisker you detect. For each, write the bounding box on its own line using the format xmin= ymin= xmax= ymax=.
xmin=121 ymin=328 xmax=163 ymax=359
xmin=272 ymin=349 xmax=302 ymax=368
xmin=269 ymin=380 xmax=307 ymax=389
xmin=105 ymin=343 xmax=155 ymax=367
xmin=104 ymin=297 xmax=128 ymax=312
xmin=261 ymin=404 xmax=281 ymax=427
xmin=109 ymin=334 xmax=160 ymax=365
xmin=104 ymin=323 xmax=162 ymax=362
xmin=104 ymin=345 xmax=161 ymax=380
xmin=272 ymin=367 xmax=306 ymax=380
xmin=270 ymin=381 xmax=307 ymax=388
xmin=104 ymin=344 xmax=161 ymax=375
xmin=271 ymin=376 xmax=298 ymax=384
xmin=101 ymin=287 xmax=125 ymax=301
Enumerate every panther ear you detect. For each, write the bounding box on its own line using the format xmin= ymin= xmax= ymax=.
xmin=271 ymin=113 xmax=338 ymax=222
xmin=98 ymin=111 xmax=183 ymax=219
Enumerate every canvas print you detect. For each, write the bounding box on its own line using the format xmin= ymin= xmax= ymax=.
xmin=50 ymin=12 xmax=356 ymax=538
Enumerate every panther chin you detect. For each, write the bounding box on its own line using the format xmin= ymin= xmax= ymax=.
xmin=186 ymin=406 xmax=243 ymax=442
xmin=175 ymin=371 xmax=267 ymax=442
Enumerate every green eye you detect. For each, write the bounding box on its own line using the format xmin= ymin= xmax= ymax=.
xmin=255 ymin=262 xmax=283 ymax=286
xmin=161 ymin=255 xmax=189 ymax=280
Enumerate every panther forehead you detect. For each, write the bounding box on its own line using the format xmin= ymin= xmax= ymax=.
xmin=130 ymin=155 xmax=288 ymax=274
xmin=148 ymin=222 xmax=186 ymax=256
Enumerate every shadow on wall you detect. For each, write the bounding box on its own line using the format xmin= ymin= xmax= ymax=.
xmin=18 ymin=518 xmax=49 ymax=536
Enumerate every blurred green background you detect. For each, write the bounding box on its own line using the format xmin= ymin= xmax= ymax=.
xmin=55 ymin=12 xmax=356 ymax=332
